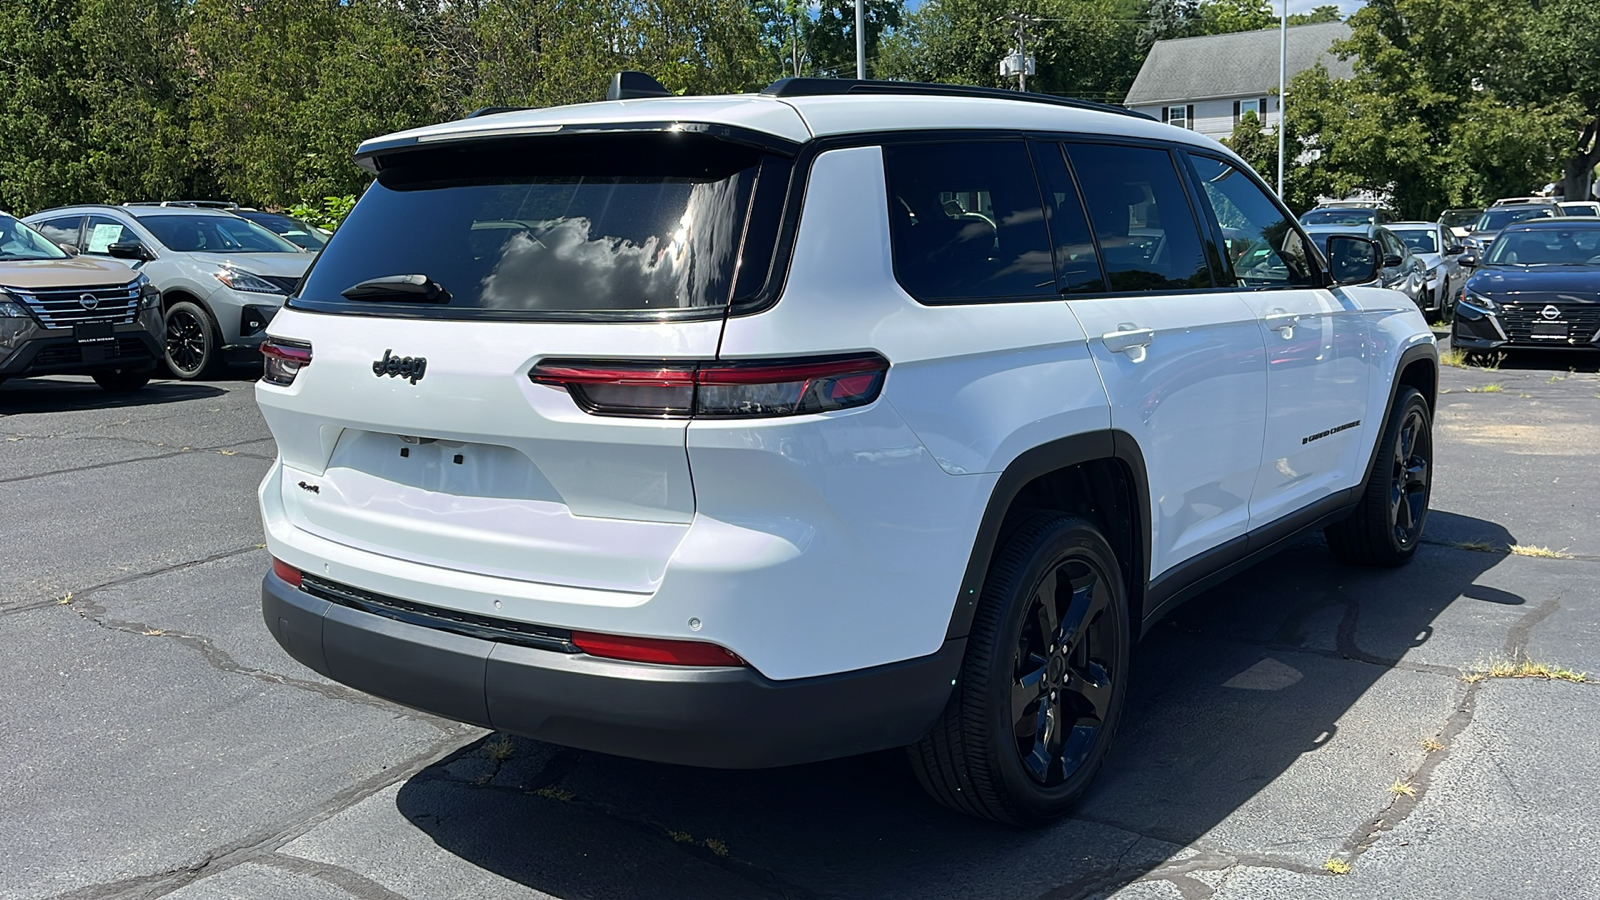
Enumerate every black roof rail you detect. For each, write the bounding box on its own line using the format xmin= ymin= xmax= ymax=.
xmin=607 ymin=71 xmax=673 ymax=101
xmin=123 ymin=200 xmax=240 ymax=209
xmin=760 ymin=77 xmax=1151 ymax=120
xmin=467 ymin=106 xmax=524 ymax=118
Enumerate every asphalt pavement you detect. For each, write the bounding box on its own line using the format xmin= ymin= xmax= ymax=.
xmin=1 ymin=348 xmax=1597 ymax=900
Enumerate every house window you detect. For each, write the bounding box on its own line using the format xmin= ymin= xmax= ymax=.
xmin=1233 ymin=98 xmax=1271 ymax=126
xmin=1164 ymin=105 xmax=1194 ymax=130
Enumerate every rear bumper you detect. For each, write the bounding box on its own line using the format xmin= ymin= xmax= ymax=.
xmin=263 ymin=571 xmax=962 ymax=768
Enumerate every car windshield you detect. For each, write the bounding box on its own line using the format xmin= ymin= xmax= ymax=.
xmin=1439 ymin=209 xmax=1481 ymax=228
xmin=1485 ymin=227 xmax=1600 ymax=266
xmin=140 ymin=214 xmax=301 ymax=253
xmin=0 ymin=214 xmax=71 ymax=261
xmin=1302 ymin=208 xmax=1377 ymax=225
xmin=1559 ymin=202 xmax=1600 ymax=217
xmin=1392 ymin=228 xmax=1438 ymax=253
xmin=243 ymin=213 xmax=327 ymax=250
xmin=1474 ymin=207 xmax=1554 ymax=232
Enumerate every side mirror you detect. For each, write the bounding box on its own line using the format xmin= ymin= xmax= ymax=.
xmin=1445 ymin=245 xmax=1464 ymax=256
xmin=1382 ymin=253 xmax=1404 ymax=268
xmin=56 ymin=242 xmax=80 ymax=256
xmin=1458 ymin=254 xmax=1478 ymax=269
xmin=106 ymin=241 xmax=151 ymax=261
xmin=1326 ymin=235 xmax=1381 ymax=285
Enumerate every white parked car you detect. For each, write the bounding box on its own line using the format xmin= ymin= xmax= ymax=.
xmin=25 ymin=205 xmax=312 ymax=379
xmin=256 ymin=75 xmax=1438 ymax=825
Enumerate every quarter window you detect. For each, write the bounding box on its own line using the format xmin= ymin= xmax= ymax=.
xmin=883 ymin=141 xmax=1057 ymax=303
xmin=1188 ymin=155 xmax=1316 ymax=288
xmin=1065 ymin=142 xmax=1212 ymax=292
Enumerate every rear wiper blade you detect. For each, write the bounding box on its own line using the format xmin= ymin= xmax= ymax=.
xmin=341 ymin=274 xmax=451 ymax=303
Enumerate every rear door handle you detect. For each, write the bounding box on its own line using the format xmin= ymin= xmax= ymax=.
xmin=1102 ymin=324 xmax=1154 ymax=354
xmin=1263 ymin=309 xmax=1299 ymax=335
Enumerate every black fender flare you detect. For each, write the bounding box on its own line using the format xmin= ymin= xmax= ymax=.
xmin=942 ymin=430 xmax=1151 ymax=641
xmin=1360 ymin=341 xmax=1439 ymax=489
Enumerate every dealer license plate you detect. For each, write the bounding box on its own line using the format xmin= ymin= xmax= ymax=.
xmin=1530 ymin=322 xmax=1569 ymax=339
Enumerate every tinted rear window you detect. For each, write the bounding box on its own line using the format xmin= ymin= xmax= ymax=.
xmin=141 ymin=215 xmax=301 ymax=253
xmin=292 ymin=133 xmax=789 ymax=320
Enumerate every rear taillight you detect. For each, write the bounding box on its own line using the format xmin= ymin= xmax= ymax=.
xmin=530 ymin=354 xmax=888 ymax=419
xmin=260 ymin=339 xmax=312 ymax=386
xmin=570 ymin=631 xmax=746 ymax=667
xmin=271 ymin=557 xmax=303 ymax=588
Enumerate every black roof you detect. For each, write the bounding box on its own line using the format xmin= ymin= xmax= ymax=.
xmin=760 ymin=77 xmax=1151 ymax=120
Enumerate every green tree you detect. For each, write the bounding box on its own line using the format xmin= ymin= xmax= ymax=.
xmin=1287 ymin=4 xmax=1341 ymax=25
xmin=1196 ymin=0 xmax=1272 ymax=35
xmin=1221 ymin=110 xmax=1277 ymax=185
xmin=804 ymin=0 xmax=902 ymax=79
xmin=879 ymin=0 xmax=1145 ymax=103
xmin=1521 ymin=0 xmax=1600 ymax=201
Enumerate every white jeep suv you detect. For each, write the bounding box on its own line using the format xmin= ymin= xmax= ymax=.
xmin=257 ymin=76 xmax=1436 ymax=825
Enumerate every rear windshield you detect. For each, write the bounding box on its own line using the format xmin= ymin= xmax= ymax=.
xmin=292 ymin=133 xmax=791 ymax=320
xmin=1391 ymin=228 xmax=1437 ymax=253
xmin=1474 ymin=207 xmax=1554 ymax=232
xmin=1301 ymin=208 xmax=1376 ymax=225
xmin=141 ymin=214 xmax=302 ymax=253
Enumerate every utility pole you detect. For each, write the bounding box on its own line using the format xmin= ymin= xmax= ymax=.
xmin=855 ymin=0 xmax=865 ymax=79
xmin=1277 ymin=0 xmax=1287 ymax=198
xmin=999 ymin=13 xmax=1037 ymax=92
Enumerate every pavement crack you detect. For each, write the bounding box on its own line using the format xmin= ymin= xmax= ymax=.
xmin=253 ymin=855 xmax=414 ymax=900
xmin=0 ymin=438 xmax=268 ymax=486
xmin=0 ymin=544 xmax=266 ymax=617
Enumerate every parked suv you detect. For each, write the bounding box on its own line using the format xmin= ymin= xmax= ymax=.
xmin=256 ymin=76 xmax=1437 ymax=825
xmin=0 ymin=213 xmax=161 ymax=391
xmin=24 ymin=205 xmax=312 ymax=379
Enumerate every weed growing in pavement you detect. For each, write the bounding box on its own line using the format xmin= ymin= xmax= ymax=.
xmin=535 ymin=785 xmax=575 ymax=801
xmin=1548 ymin=374 xmax=1560 ymax=384
xmin=1323 ymin=858 xmax=1353 ymax=875
xmin=1421 ymin=737 xmax=1445 ymax=752
xmin=54 ymin=592 xmax=72 ymax=605
xmin=668 ymin=830 xmax=694 ymax=843
xmin=1388 ymin=779 xmax=1417 ymax=798
xmin=1465 ymin=383 xmax=1504 ymax=393
xmin=1439 ymin=348 xmax=1468 ymax=368
xmin=1463 ymin=653 xmax=1588 ymax=684
xmin=483 ymin=734 xmax=515 ymax=762
xmin=703 ymin=838 xmax=730 ymax=858
xmin=1479 ymin=351 xmax=1505 ymax=371
xmin=1509 ymin=544 xmax=1573 ymax=559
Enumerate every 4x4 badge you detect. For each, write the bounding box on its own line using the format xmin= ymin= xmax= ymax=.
xmin=373 ymin=349 xmax=427 ymax=384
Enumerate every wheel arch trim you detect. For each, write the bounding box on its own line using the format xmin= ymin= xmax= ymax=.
xmin=943 ymin=430 xmax=1151 ymax=642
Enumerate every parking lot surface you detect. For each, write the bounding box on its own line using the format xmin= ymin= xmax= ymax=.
xmin=3 ymin=351 xmax=1598 ymax=900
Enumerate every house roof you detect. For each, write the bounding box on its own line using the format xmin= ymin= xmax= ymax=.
xmin=1123 ymin=22 xmax=1356 ymax=107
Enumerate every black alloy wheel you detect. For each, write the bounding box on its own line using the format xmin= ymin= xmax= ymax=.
xmin=163 ymin=301 xmax=220 ymax=380
xmin=1010 ymin=552 xmax=1118 ymax=788
xmin=1388 ymin=401 xmax=1431 ymax=551
xmin=910 ymin=514 xmax=1129 ymax=825
xmin=1326 ymin=386 xmax=1432 ymax=566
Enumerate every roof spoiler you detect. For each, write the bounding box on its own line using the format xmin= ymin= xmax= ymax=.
xmin=607 ymin=71 xmax=673 ymax=101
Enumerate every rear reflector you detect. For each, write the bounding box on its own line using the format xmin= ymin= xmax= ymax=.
xmin=260 ymin=339 xmax=312 ymax=386
xmin=570 ymin=631 xmax=746 ymax=667
xmin=530 ymin=353 xmax=888 ymax=419
xmin=271 ymin=557 xmax=303 ymax=588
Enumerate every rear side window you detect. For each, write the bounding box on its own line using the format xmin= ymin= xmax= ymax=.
xmin=883 ymin=141 xmax=1056 ymax=303
xmin=1187 ymin=155 xmax=1316 ymax=288
xmin=293 ymin=133 xmax=788 ymax=319
xmin=1065 ymin=143 xmax=1212 ymax=291
xmin=33 ymin=216 xmax=83 ymax=249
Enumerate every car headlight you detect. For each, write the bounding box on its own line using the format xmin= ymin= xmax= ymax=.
xmin=133 ymin=274 xmax=160 ymax=309
xmin=1463 ymin=290 xmax=1497 ymax=312
xmin=213 ymin=267 xmax=283 ymax=294
xmin=0 ymin=290 xmax=31 ymax=320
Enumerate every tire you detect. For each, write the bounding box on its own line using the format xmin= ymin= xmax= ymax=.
xmin=909 ymin=513 xmax=1130 ymax=826
xmin=1325 ymin=387 xmax=1432 ymax=566
xmin=163 ymin=301 xmax=223 ymax=380
xmin=92 ymin=368 xmax=151 ymax=392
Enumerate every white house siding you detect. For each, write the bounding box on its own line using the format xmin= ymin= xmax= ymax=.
xmin=1129 ymin=96 xmax=1280 ymax=142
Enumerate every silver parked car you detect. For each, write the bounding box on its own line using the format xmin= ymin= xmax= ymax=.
xmin=1388 ymin=221 xmax=1468 ymax=318
xmin=25 ymin=205 xmax=312 ymax=379
xmin=1304 ymin=223 xmax=1429 ymax=308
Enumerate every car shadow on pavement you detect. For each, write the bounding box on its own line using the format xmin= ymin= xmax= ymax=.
xmin=0 ymin=376 xmax=227 ymax=413
xmin=395 ymin=511 xmax=1516 ymax=900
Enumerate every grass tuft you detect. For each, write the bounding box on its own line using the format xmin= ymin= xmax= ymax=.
xmin=1323 ymin=858 xmax=1353 ymax=875
xmin=535 ymin=785 xmax=575 ymax=801
xmin=1388 ymin=779 xmax=1417 ymax=798
xmin=1464 ymin=653 xmax=1587 ymax=684
xmin=703 ymin=838 xmax=730 ymax=858
xmin=483 ymin=735 xmax=515 ymax=762
xmin=668 ymin=830 xmax=694 ymax=843
xmin=55 ymin=592 xmax=73 ymax=605
xmin=1439 ymin=347 xmax=1468 ymax=368
xmin=1508 ymin=544 xmax=1573 ymax=559
xmin=1465 ymin=383 xmax=1504 ymax=394
xmin=1422 ymin=737 xmax=1445 ymax=752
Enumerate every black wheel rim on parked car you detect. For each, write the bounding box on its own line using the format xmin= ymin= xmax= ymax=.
xmin=165 ymin=308 xmax=209 ymax=376
xmin=1010 ymin=557 xmax=1118 ymax=787
xmin=1389 ymin=404 xmax=1431 ymax=549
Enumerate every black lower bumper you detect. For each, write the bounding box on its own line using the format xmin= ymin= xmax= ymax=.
xmin=263 ymin=572 xmax=963 ymax=768
xmin=0 ymin=330 xmax=161 ymax=377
